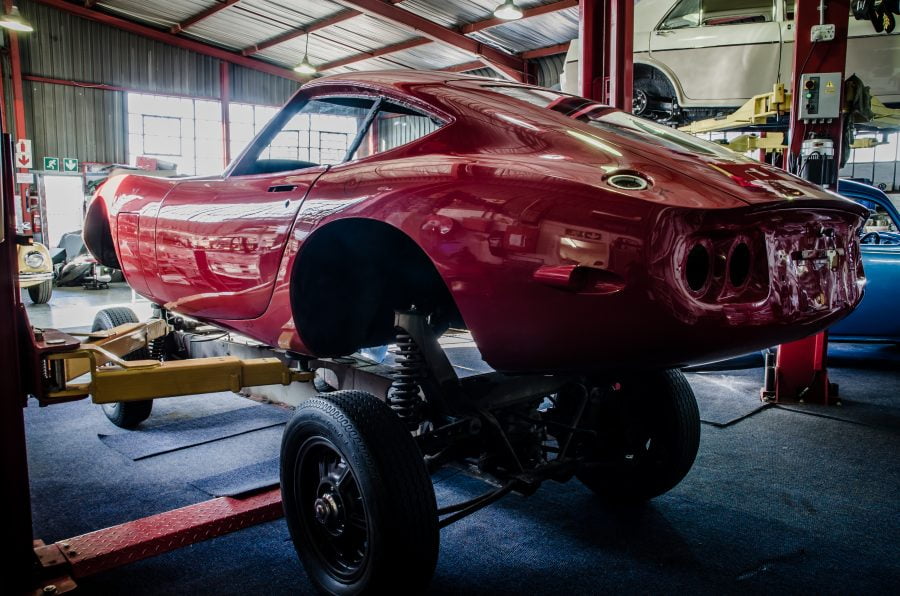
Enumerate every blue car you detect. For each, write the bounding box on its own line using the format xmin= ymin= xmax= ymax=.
xmin=829 ymin=179 xmax=900 ymax=343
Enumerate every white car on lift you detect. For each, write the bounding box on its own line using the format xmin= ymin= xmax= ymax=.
xmin=561 ymin=0 xmax=900 ymax=120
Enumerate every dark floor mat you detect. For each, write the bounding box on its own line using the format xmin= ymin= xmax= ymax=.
xmin=99 ymin=405 xmax=291 ymax=460
xmin=684 ymin=369 xmax=769 ymax=427
xmin=190 ymin=458 xmax=280 ymax=497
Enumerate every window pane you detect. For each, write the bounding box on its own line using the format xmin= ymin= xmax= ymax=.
xmin=700 ymin=0 xmax=773 ymax=26
xmin=353 ymin=103 xmax=442 ymax=160
xmin=661 ymin=0 xmax=700 ymax=29
xmin=127 ymin=92 xmax=223 ymax=175
xmin=239 ymin=97 xmax=374 ymax=174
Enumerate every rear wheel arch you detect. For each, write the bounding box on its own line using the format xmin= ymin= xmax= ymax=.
xmin=83 ymin=197 xmax=121 ymax=269
xmin=634 ymin=62 xmax=682 ymax=105
xmin=290 ymin=218 xmax=464 ymax=357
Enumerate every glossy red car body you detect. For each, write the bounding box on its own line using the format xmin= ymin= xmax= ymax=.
xmin=85 ymin=71 xmax=868 ymax=373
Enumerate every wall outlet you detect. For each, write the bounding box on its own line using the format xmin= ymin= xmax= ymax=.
xmin=811 ymin=24 xmax=835 ymax=42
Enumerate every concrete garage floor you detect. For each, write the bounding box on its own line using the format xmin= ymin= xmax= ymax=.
xmin=22 ymin=286 xmax=900 ymax=594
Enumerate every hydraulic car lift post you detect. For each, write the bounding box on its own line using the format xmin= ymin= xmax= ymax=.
xmin=764 ymin=0 xmax=851 ymax=406
xmin=579 ymin=0 xmax=633 ymax=110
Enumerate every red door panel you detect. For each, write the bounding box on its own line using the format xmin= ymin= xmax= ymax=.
xmin=149 ymin=168 xmax=327 ymax=319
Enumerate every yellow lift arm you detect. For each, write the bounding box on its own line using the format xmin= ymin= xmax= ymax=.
xmin=37 ymin=320 xmax=313 ymax=405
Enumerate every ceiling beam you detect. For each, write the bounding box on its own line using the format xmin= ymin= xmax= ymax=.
xmin=318 ymin=0 xmax=576 ymax=78
xmin=33 ymin=0 xmax=306 ymax=81
xmin=242 ymin=9 xmax=362 ymax=56
xmin=333 ymin=0 xmax=525 ymax=82
xmin=242 ymin=0 xmax=406 ymax=56
xmin=521 ymin=42 xmax=570 ymax=60
xmin=460 ymin=0 xmax=578 ymax=34
xmin=442 ymin=60 xmax=486 ymax=73
xmin=317 ymin=38 xmax=431 ymax=71
xmin=171 ymin=0 xmax=241 ymax=34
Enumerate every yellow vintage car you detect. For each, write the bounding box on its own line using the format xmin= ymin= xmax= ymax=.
xmin=17 ymin=236 xmax=54 ymax=304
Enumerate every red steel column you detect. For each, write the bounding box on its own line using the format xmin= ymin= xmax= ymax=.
xmin=580 ymin=0 xmax=632 ymax=110
xmin=579 ymin=0 xmax=605 ymax=101
xmin=787 ymin=0 xmax=850 ymax=187
xmin=220 ymin=61 xmax=231 ymax=167
xmin=771 ymin=0 xmax=851 ymax=405
xmin=607 ymin=0 xmax=633 ymax=111
xmin=5 ymin=0 xmax=30 ymax=222
xmin=0 ymin=133 xmax=35 ymax=590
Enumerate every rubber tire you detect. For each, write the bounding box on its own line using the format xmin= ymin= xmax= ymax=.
xmin=575 ymin=370 xmax=700 ymax=503
xmin=27 ymin=280 xmax=53 ymax=304
xmin=281 ymin=391 xmax=438 ymax=595
xmin=92 ymin=307 xmax=153 ymax=429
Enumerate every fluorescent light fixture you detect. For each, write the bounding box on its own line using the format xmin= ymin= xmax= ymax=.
xmin=494 ymin=0 xmax=523 ymax=20
xmin=0 ymin=6 xmax=33 ymax=32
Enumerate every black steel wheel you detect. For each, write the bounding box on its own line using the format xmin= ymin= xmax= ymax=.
xmin=92 ymin=307 xmax=154 ymax=429
xmin=281 ymin=390 xmax=438 ymax=595
xmin=632 ymin=86 xmax=649 ymax=116
xmin=568 ymin=370 xmax=700 ymax=503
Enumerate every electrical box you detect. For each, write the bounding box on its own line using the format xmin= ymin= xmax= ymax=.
xmin=798 ymin=72 xmax=842 ymax=121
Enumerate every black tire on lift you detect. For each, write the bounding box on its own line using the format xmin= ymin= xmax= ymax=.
xmin=92 ymin=306 xmax=154 ymax=429
xmin=281 ymin=390 xmax=439 ymax=595
xmin=27 ymin=280 xmax=53 ymax=304
xmin=574 ymin=369 xmax=700 ymax=503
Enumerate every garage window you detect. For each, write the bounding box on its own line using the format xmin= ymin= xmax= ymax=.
xmin=127 ymin=93 xmax=224 ymax=176
xmin=228 ymin=103 xmax=278 ymax=161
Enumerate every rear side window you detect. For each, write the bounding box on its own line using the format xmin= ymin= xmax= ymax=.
xmin=701 ymin=0 xmax=774 ymax=26
xmin=352 ymin=102 xmax=444 ymax=160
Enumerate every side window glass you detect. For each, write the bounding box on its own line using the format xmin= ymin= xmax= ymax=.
xmin=863 ymin=205 xmax=899 ymax=235
xmin=235 ymin=96 xmax=374 ymax=176
xmin=660 ymin=0 xmax=701 ymax=29
xmin=352 ymin=102 xmax=443 ymax=160
xmin=700 ymin=0 xmax=774 ymax=26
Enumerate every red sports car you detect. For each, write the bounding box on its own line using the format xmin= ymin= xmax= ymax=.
xmin=85 ymin=70 xmax=866 ymax=373
xmin=83 ymin=71 xmax=869 ymax=594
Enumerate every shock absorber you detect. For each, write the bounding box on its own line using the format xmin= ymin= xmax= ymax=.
xmin=388 ymin=331 xmax=426 ymax=430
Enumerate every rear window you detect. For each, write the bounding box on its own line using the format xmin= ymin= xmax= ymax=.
xmin=485 ymin=85 xmax=745 ymax=160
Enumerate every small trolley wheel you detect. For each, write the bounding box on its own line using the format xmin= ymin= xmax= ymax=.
xmin=281 ymin=390 xmax=438 ymax=595
xmin=574 ymin=369 xmax=700 ymax=503
xmin=92 ymin=307 xmax=154 ymax=429
xmin=28 ymin=280 xmax=53 ymax=304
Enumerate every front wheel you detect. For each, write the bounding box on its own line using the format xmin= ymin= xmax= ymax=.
xmin=570 ymin=370 xmax=700 ymax=503
xmin=27 ymin=280 xmax=53 ymax=304
xmin=281 ymin=390 xmax=438 ymax=595
xmin=92 ymin=307 xmax=154 ymax=429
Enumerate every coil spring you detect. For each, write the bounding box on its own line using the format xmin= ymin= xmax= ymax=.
xmin=388 ymin=332 xmax=426 ymax=429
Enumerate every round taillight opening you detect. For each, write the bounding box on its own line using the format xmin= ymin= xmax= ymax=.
xmin=685 ymin=244 xmax=710 ymax=293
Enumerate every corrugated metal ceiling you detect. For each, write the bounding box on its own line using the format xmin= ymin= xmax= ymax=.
xmin=91 ymin=0 xmax=575 ymax=77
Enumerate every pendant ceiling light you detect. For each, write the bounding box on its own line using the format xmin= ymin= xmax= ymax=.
xmin=294 ymin=33 xmax=317 ymax=75
xmin=0 ymin=6 xmax=34 ymax=32
xmin=493 ymin=0 xmax=523 ymax=21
